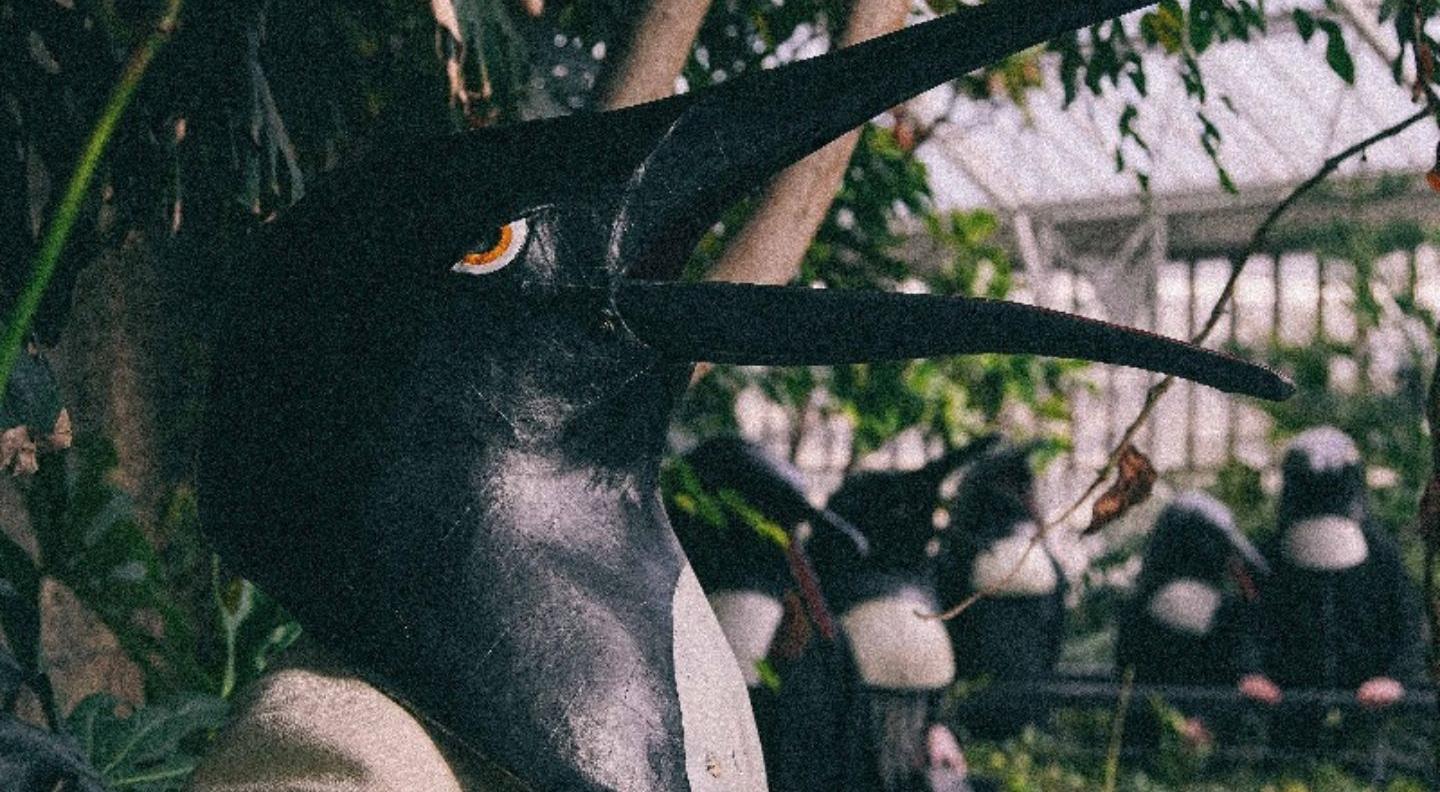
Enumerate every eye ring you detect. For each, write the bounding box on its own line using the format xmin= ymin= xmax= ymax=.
xmin=452 ymin=218 xmax=529 ymax=275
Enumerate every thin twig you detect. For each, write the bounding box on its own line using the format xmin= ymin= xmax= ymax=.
xmin=926 ymin=530 xmax=1044 ymax=621
xmin=0 ymin=0 xmax=185 ymax=398
xmin=1422 ymin=331 xmax=1440 ymax=770
xmin=1102 ymin=666 xmax=1135 ymax=792
xmin=1047 ymin=105 xmax=1434 ymax=530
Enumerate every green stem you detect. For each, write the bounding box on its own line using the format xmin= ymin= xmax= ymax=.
xmin=0 ymin=0 xmax=185 ymax=397
xmin=1102 ymin=666 xmax=1134 ymax=792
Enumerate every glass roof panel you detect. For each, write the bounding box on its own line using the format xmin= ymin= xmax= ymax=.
xmin=923 ymin=0 xmax=1433 ymax=213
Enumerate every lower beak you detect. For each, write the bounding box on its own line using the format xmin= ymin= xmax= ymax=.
xmin=614 ymin=280 xmax=1294 ymax=401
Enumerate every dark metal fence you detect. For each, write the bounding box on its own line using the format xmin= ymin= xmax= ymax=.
xmin=945 ymin=672 xmax=1438 ymax=784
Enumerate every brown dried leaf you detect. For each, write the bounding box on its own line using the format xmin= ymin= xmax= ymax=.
xmin=1083 ymin=444 xmax=1157 ymax=535
xmin=0 ymin=425 xmax=38 ymax=477
xmin=771 ymin=590 xmax=813 ymax=661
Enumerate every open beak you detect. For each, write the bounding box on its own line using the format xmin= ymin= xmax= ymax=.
xmin=591 ymin=0 xmax=1292 ymax=402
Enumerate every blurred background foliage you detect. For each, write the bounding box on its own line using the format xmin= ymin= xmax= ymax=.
xmin=0 ymin=0 xmax=1435 ymax=789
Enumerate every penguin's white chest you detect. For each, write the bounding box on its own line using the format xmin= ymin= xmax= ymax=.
xmin=1145 ymin=578 xmax=1221 ymax=637
xmin=708 ymin=590 xmax=785 ymax=688
xmin=1283 ymin=516 xmax=1368 ymax=571
xmin=841 ymin=587 xmax=955 ymax=690
xmin=671 ymin=565 xmax=768 ymax=791
xmin=971 ymin=528 xmax=1058 ymax=597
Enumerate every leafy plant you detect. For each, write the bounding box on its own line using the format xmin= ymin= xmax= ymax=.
xmin=65 ymin=692 xmax=226 ymax=791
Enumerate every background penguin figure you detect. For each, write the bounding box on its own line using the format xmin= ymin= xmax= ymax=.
xmin=939 ymin=441 xmax=1065 ymax=738
xmin=192 ymin=0 xmax=1293 ymax=786
xmin=1240 ymin=426 xmax=1426 ymax=744
xmin=820 ymin=439 xmax=997 ymax=792
xmin=668 ymin=437 xmax=869 ymax=791
xmin=1114 ymin=491 xmax=1269 ymax=745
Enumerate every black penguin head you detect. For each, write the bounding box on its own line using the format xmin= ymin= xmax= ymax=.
xmin=669 ymin=437 xmax=867 ymax=592
xmin=948 ymin=440 xmax=1044 ymax=540
xmin=1137 ymin=491 xmax=1268 ymax=593
xmin=826 ymin=436 xmax=998 ymax=568
xmin=231 ymin=0 xmax=1293 ymax=443
xmin=1277 ymin=425 xmax=1366 ymax=525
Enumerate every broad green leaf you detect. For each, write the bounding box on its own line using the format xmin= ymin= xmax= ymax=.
xmin=1320 ymin=20 xmax=1356 ymax=83
xmin=67 ymin=692 xmax=227 ymax=792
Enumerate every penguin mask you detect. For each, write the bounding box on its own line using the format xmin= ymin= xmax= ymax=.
xmin=202 ymin=1 xmax=1293 ymax=788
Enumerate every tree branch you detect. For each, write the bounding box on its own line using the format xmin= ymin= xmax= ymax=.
xmin=596 ymin=0 xmax=715 ymax=110
xmin=702 ymin=0 xmax=911 ymax=286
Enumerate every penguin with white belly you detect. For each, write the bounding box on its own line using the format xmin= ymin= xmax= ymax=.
xmin=1244 ymin=427 xmax=1425 ymax=744
xmin=668 ymin=437 xmax=870 ymax=791
xmin=1117 ymin=491 xmax=1268 ymax=686
xmin=938 ymin=441 xmax=1064 ymax=737
xmin=820 ymin=440 xmax=998 ymax=792
xmin=1115 ymin=491 xmax=1269 ymax=745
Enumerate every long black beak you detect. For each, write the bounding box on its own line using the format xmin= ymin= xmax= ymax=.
xmin=617 ymin=282 xmax=1294 ymax=400
xmin=617 ymin=0 xmax=1163 ymax=279
xmin=593 ymin=0 xmax=1292 ymax=402
xmin=919 ymin=434 xmax=1003 ymax=489
xmin=1223 ymin=527 xmax=1272 ymax=576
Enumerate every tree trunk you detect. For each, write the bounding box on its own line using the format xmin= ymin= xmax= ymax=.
xmin=704 ymin=0 xmax=910 ymax=286
xmin=596 ymin=0 xmax=715 ymax=110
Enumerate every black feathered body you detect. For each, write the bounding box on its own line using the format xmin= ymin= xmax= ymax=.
xmin=941 ymin=532 xmax=1065 ymax=685
xmin=1116 ymin=595 xmax=1254 ymax=687
xmin=1254 ymin=526 xmax=1425 ymax=691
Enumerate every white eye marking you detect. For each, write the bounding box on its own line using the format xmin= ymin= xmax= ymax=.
xmin=451 ymin=218 xmax=529 ymax=275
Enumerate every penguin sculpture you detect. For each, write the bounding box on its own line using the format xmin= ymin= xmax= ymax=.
xmin=1116 ymin=491 xmax=1268 ymax=688
xmin=1114 ymin=491 xmax=1269 ymax=745
xmin=668 ymin=437 xmax=867 ymax=792
xmin=819 ymin=439 xmax=997 ymax=791
xmin=196 ymin=1 xmax=1293 ymax=788
xmin=939 ymin=441 xmax=1065 ymax=737
xmin=1243 ymin=427 xmax=1425 ymax=735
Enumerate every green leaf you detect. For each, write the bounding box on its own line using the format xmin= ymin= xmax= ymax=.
xmin=67 ymin=692 xmax=227 ymax=792
xmin=754 ymin=658 xmax=782 ymax=693
xmin=1141 ymin=2 xmax=1186 ymax=53
xmin=0 ymin=532 xmax=41 ymax=678
xmin=28 ymin=436 xmax=208 ymax=694
xmin=1320 ymin=20 xmax=1356 ymax=84
xmin=1189 ymin=0 xmax=1217 ymax=53
xmin=0 ymin=347 xmax=64 ymax=430
xmin=1293 ymin=9 xmax=1316 ymax=41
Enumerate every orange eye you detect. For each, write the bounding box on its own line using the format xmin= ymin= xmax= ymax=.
xmin=453 ymin=219 xmax=528 ymax=275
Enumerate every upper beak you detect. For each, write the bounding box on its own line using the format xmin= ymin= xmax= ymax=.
xmin=613 ymin=0 xmax=1164 ymax=279
xmin=586 ymin=0 xmax=1292 ymax=402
